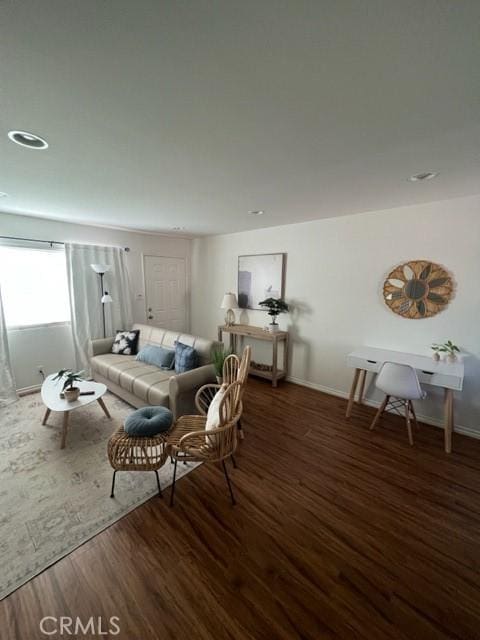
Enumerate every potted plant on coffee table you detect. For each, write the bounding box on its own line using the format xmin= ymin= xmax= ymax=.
xmin=258 ymin=297 xmax=289 ymax=332
xmin=53 ymin=369 xmax=85 ymax=402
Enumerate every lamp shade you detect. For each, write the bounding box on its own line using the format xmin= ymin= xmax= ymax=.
xmin=91 ymin=263 xmax=112 ymax=274
xmin=220 ymin=293 xmax=238 ymax=309
xmin=101 ymin=292 xmax=113 ymax=303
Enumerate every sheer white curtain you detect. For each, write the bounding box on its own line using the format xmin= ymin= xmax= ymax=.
xmin=65 ymin=243 xmax=133 ymax=371
xmin=0 ymin=284 xmax=18 ymax=406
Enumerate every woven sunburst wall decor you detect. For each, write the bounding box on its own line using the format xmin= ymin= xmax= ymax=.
xmin=383 ymin=260 xmax=454 ymax=319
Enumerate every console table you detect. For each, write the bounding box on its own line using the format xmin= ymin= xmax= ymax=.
xmin=218 ymin=324 xmax=289 ymax=387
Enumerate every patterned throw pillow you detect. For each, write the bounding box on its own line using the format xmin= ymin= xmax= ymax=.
xmin=111 ymin=330 xmax=140 ymax=355
xmin=174 ymin=341 xmax=198 ymax=374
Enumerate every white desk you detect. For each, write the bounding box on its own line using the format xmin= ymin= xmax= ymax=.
xmin=346 ymin=346 xmax=464 ymax=453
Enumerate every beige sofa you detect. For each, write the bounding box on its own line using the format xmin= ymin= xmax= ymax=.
xmin=88 ymin=323 xmax=220 ymax=417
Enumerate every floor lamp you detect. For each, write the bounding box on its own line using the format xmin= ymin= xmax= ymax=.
xmin=90 ymin=264 xmax=113 ymax=338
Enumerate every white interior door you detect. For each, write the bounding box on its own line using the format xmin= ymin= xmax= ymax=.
xmin=144 ymin=256 xmax=187 ymax=332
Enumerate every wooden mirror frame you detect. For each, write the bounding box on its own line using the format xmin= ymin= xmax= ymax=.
xmin=383 ymin=260 xmax=454 ymax=319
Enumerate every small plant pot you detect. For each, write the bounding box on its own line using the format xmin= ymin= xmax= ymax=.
xmin=432 ymin=352 xmax=440 ymax=362
xmin=64 ymin=387 xmax=80 ymax=402
xmin=447 ymin=354 xmax=457 ymax=363
xmin=216 ymin=376 xmax=223 ymax=385
xmin=268 ymin=323 xmax=279 ymax=333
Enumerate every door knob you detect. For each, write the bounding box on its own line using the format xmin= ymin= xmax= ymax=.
xmin=148 ymin=315 xmax=153 ymax=320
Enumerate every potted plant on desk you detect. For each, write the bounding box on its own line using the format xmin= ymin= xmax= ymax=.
xmin=258 ymin=297 xmax=289 ymax=332
xmin=53 ymin=369 xmax=85 ymax=402
xmin=431 ymin=340 xmax=460 ymax=363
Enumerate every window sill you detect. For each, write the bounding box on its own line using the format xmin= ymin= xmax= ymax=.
xmin=7 ymin=321 xmax=72 ymax=332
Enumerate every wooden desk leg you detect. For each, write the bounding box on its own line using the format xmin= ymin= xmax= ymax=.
xmin=283 ymin=334 xmax=289 ymax=375
xmin=444 ymin=388 xmax=454 ymax=454
xmin=61 ymin=412 xmax=69 ymax=449
xmin=357 ymin=370 xmax=367 ymax=404
xmin=98 ymin=397 xmax=111 ymax=419
xmin=272 ymin=337 xmax=278 ymax=388
xmin=346 ymin=369 xmax=361 ymax=418
xmin=42 ymin=408 xmax=51 ymax=425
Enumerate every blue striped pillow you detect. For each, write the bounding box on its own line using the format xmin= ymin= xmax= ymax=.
xmin=174 ymin=341 xmax=198 ymax=373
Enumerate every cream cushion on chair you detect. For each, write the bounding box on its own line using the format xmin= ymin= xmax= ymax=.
xmin=205 ymin=384 xmax=227 ymax=431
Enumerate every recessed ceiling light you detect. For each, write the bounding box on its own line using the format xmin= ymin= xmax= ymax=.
xmin=408 ymin=171 xmax=439 ymax=182
xmin=171 ymin=226 xmax=186 ymax=231
xmin=248 ymin=210 xmax=264 ymax=215
xmin=8 ymin=130 xmax=49 ymax=150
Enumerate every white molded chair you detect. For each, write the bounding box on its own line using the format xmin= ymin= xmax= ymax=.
xmin=369 ymin=362 xmax=426 ymax=445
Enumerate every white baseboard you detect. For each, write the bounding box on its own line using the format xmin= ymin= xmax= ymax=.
xmin=17 ymin=384 xmax=42 ymax=396
xmin=286 ymin=375 xmax=480 ymax=441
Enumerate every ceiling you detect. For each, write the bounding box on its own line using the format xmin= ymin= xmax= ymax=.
xmin=1 ymin=0 xmax=479 ymax=236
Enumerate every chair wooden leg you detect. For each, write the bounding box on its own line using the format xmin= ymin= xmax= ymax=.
xmin=110 ymin=470 xmax=117 ymax=498
xmin=409 ymin=401 xmax=420 ymax=430
xmin=370 ymin=395 xmax=389 ymax=430
xmin=222 ymin=460 xmax=236 ymax=506
xmin=169 ymin=459 xmax=178 ymax=507
xmin=405 ymin=401 xmax=414 ymax=446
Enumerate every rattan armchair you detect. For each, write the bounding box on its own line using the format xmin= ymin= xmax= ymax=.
xmin=196 ymin=345 xmax=251 ymax=438
xmin=166 ymin=381 xmax=243 ymax=506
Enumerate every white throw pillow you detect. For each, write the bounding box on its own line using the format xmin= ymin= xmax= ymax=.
xmin=205 ymin=384 xmax=227 ymax=437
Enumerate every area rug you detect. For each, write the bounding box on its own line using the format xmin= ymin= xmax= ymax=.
xmin=0 ymin=391 xmax=197 ymax=600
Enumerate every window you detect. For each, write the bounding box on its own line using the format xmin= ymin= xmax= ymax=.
xmin=0 ymin=244 xmax=71 ymax=328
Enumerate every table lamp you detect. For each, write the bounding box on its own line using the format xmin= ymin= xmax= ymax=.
xmin=220 ymin=292 xmax=238 ymax=326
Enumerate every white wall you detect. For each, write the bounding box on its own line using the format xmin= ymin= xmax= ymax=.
xmin=0 ymin=212 xmax=191 ymax=389
xmin=191 ymin=194 xmax=480 ymax=434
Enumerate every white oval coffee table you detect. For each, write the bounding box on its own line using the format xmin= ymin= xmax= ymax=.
xmin=41 ymin=374 xmax=111 ymax=449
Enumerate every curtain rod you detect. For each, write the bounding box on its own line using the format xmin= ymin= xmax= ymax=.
xmin=0 ymin=235 xmax=130 ymax=251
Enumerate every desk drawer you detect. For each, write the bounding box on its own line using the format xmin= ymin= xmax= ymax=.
xmin=417 ymin=370 xmax=463 ymax=391
xmin=346 ymin=354 xmax=381 ymax=373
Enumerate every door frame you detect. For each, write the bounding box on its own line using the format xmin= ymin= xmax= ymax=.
xmin=142 ymin=254 xmax=190 ymax=332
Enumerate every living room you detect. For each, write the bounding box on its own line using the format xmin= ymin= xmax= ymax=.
xmin=1 ymin=2 xmax=480 ymax=639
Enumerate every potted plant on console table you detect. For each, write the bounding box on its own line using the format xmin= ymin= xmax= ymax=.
xmin=53 ymin=369 xmax=85 ymax=402
xmin=258 ymin=297 xmax=289 ymax=332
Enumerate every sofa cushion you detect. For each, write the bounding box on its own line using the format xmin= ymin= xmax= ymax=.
xmin=136 ymin=344 xmax=175 ymax=369
xmin=90 ymin=354 xmax=137 ymax=381
xmin=125 ymin=406 xmax=173 ymax=436
xmin=91 ymin=354 xmax=170 ymax=404
xmin=174 ymin=341 xmax=198 ymax=374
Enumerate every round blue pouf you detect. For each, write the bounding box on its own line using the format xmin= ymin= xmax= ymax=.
xmin=124 ymin=406 xmax=173 ymax=437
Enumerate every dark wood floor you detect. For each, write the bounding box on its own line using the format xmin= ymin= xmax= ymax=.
xmin=2 ymin=380 xmax=480 ymax=639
